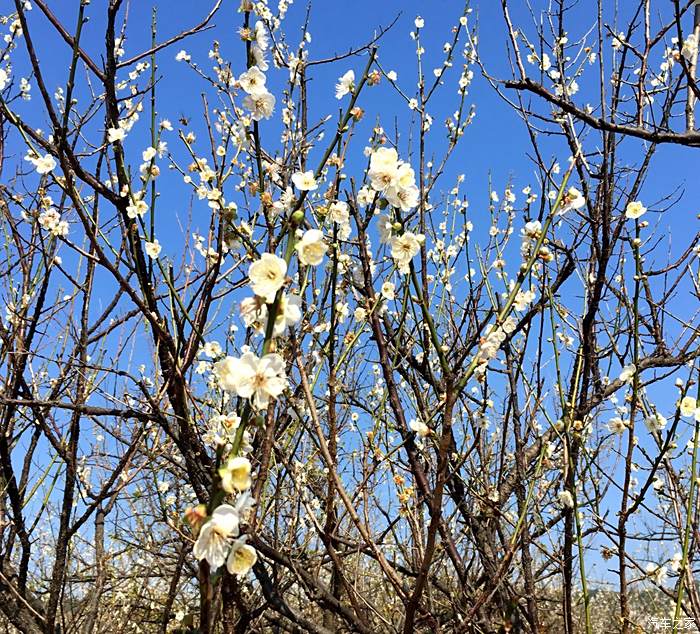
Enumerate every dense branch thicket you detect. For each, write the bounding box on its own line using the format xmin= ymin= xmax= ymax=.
xmin=1 ymin=1 xmax=700 ymax=632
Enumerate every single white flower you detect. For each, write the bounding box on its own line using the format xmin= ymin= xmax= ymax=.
xmin=243 ymin=90 xmax=275 ymax=121
xmin=381 ymin=281 xmax=395 ymax=300
xmin=680 ymin=396 xmax=697 ymax=418
xmin=248 ymin=253 xmax=287 ymax=303
xmin=226 ymin=537 xmax=258 ymax=576
xmin=219 ymin=456 xmax=252 ymax=493
xmin=681 ymin=33 xmax=699 ymax=63
xmin=644 ymin=412 xmax=667 ymax=433
xmin=291 ymin=170 xmax=317 ymax=191
xmin=193 ymin=505 xmax=240 ymax=568
xmin=238 ymin=66 xmax=267 ymax=95
xmin=142 ymin=146 xmax=157 ymax=162
xmin=175 ymin=50 xmax=191 ymax=62
xmin=390 ymin=231 xmax=424 ymax=274
xmin=625 ymin=200 xmax=647 ymax=220
xmin=0 ymin=68 xmax=9 ymax=90
xmin=335 ymin=69 xmax=355 ymax=99
xmin=296 ymin=229 xmax=327 ymax=266
xmin=558 ymin=490 xmax=574 ymax=508
xmin=607 ymin=417 xmax=627 ymax=435
xmin=274 ymin=293 xmax=302 ymax=335
xmin=558 ymin=187 xmax=585 ymax=214
xmin=414 ymin=16 xmax=424 ymax=28
xmin=144 ymin=239 xmax=161 ymax=259
xmin=107 ymin=127 xmax=126 ymax=143
xmin=619 ymin=364 xmax=636 ymax=384
xmin=409 ymin=419 xmax=430 ymax=437
xmin=203 ymin=341 xmax=222 ymax=358
xmin=327 ymin=200 xmax=349 ymax=225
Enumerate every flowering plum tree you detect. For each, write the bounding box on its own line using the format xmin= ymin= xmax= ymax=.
xmin=1 ymin=1 xmax=700 ymax=633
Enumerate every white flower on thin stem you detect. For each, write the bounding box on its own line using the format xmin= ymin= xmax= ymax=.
xmin=291 ymin=170 xmax=317 ymax=191
xmin=619 ymin=364 xmax=636 ymax=384
xmin=558 ymin=490 xmax=574 ymax=508
xmin=327 ymin=201 xmax=349 ymax=225
xmin=175 ymin=50 xmax=191 ymax=62
xmin=243 ymin=91 xmax=275 ymax=121
xmin=126 ymin=198 xmax=148 ymax=219
xmin=607 ymin=417 xmax=627 ymax=435
xmin=193 ymin=505 xmax=240 ymax=569
xmin=680 ymin=396 xmax=697 ymax=418
xmin=0 ymin=68 xmax=9 ymax=90
xmin=381 ymin=281 xmax=395 ymax=300
xmin=274 ymin=293 xmax=302 ymax=335
xmin=214 ymin=352 xmax=287 ymax=409
xmin=625 ymin=200 xmax=646 ymax=220
xmin=558 ymin=187 xmax=585 ymax=214
xmin=386 ymin=183 xmax=419 ymax=211
xmin=219 ymin=456 xmax=252 ymax=493
xmin=390 ymin=231 xmax=424 ymax=274
xmin=248 ymin=253 xmax=287 ymax=303
xmin=144 ymin=239 xmax=161 ymax=259
xmin=238 ymin=66 xmax=267 ymax=95
xmin=681 ymin=33 xmax=698 ymax=63
xmin=409 ymin=419 xmax=430 ymax=437
xmin=644 ymin=412 xmax=667 ymax=433
xmin=107 ymin=127 xmax=126 ymax=144
xmin=25 ymin=152 xmax=57 ymax=175
xmin=368 ymin=147 xmax=400 ymax=192
xmin=226 ymin=536 xmax=258 ymax=576
xmin=296 ymin=229 xmax=327 ymax=266
xmin=335 ymin=70 xmax=355 ymax=99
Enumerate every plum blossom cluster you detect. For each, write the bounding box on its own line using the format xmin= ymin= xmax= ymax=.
xmin=473 ymin=316 xmax=516 ymax=380
xmin=38 ymin=207 xmax=68 ymax=237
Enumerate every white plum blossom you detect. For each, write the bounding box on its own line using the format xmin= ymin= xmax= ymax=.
xmin=644 ymin=412 xmax=667 ymax=433
xmin=238 ymin=66 xmax=267 ymax=94
xmin=248 ymin=253 xmax=287 ymax=303
xmin=409 ymin=419 xmax=430 ymax=437
xmin=680 ymin=396 xmax=698 ymax=418
xmin=296 ymin=229 xmax=327 ymax=266
xmin=226 ymin=537 xmax=258 ymax=576
xmin=243 ymin=91 xmax=275 ymax=121
xmin=213 ymin=352 xmax=287 ymax=409
xmin=144 ymin=239 xmax=161 ymax=259
xmin=368 ymin=147 xmax=400 ymax=192
xmin=625 ymin=200 xmax=647 ymax=220
xmin=390 ymin=231 xmax=424 ymax=274
xmin=381 ymin=281 xmax=395 ymax=300
xmin=219 ymin=456 xmax=252 ymax=493
xmin=291 ymin=170 xmax=317 ymax=191
xmin=607 ymin=417 xmax=627 ymax=435
xmin=327 ymin=200 xmax=349 ymax=225
xmin=335 ymin=69 xmax=355 ymax=99
xmin=0 ymin=68 xmax=9 ymax=90
xmin=26 ymin=152 xmax=57 ymax=174
xmin=558 ymin=187 xmax=585 ymax=214
xmin=193 ymin=505 xmax=240 ymax=568
xmin=619 ymin=364 xmax=636 ymax=384
xmin=681 ymin=33 xmax=698 ymax=63
xmin=38 ymin=208 xmax=68 ymax=236
xmin=558 ymin=490 xmax=574 ymax=508
xmin=107 ymin=127 xmax=126 ymax=143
